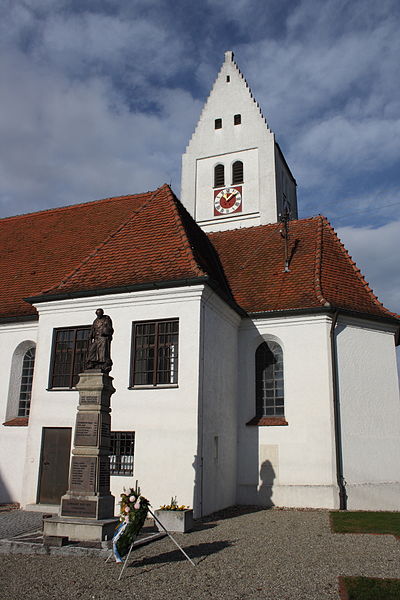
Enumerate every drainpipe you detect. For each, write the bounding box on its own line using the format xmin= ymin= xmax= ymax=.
xmin=330 ymin=310 xmax=347 ymax=510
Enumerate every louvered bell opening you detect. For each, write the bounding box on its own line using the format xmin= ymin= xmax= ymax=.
xmin=232 ymin=160 xmax=243 ymax=184
xmin=214 ymin=164 xmax=225 ymax=188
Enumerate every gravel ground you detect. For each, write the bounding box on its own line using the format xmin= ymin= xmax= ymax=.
xmin=0 ymin=507 xmax=399 ymax=600
xmin=0 ymin=510 xmax=44 ymax=539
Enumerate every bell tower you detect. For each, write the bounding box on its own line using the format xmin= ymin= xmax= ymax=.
xmin=181 ymin=51 xmax=297 ymax=232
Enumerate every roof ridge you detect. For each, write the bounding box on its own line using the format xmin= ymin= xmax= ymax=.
xmin=314 ymin=216 xmax=331 ymax=307
xmin=207 ymin=215 xmax=318 ymax=238
xmin=0 ymin=191 xmax=153 ymax=222
xmin=319 ymin=216 xmax=399 ymax=318
xmin=165 ymin=187 xmax=205 ymax=277
xmin=41 ymin=186 xmax=164 ymax=294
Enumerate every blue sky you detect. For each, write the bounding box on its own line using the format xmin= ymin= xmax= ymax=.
xmin=1 ymin=0 xmax=399 ymax=320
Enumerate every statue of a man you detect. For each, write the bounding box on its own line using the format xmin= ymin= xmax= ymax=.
xmin=86 ymin=308 xmax=113 ymax=373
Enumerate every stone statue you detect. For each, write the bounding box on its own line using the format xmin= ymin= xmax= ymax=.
xmin=86 ymin=308 xmax=113 ymax=373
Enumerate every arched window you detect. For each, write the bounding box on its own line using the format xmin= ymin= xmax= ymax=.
xmin=255 ymin=341 xmax=284 ymax=417
xmin=18 ymin=347 xmax=36 ymax=417
xmin=214 ymin=164 xmax=225 ymax=188
xmin=5 ymin=340 xmax=36 ymax=425
xmin=232 ymin=160 xmax=243 ymax=184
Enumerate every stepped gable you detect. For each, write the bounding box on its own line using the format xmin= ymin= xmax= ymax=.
xmin=0 ymin=191 xmax=152 ymax=320
xmin=185 ymin=50 xmax=271 ymax=152
xmin=42 ymin=185 xmax=230 ymax=298
xmin=208 ymin=216 xmax=399 ymax=320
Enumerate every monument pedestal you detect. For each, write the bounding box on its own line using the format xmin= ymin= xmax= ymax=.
xmin=43 ymin=516 xmax=118 ymax=542
xmin=44 ymin=370 xmax=119 ymax=542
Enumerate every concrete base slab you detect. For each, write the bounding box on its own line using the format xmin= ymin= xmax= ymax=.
xmin=43 ymin=515 xmax=119 ymax=542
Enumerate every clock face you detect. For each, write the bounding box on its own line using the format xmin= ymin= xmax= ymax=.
xmin=214 ymin=186 xmax=242 ymax=216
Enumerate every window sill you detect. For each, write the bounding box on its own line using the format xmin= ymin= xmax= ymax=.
xmin=46 ymin=388 xmax=77 ymax=391
xmin=3 ymin=417 xmax=29 ymax=427
xmin=128 ymin=384 xmax=179 ymax=390
xmin=246 ymin=416 xmax=288 ymax=426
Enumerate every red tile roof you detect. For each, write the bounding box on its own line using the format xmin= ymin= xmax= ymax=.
xmin=42 ymin=184 xmax=230 ymax=298
xmin=0 ymin=186 xmax=397 ymax=324
xmin=209 ymin=216 xmax=398 ymax=319
xmin=0 ymin=191 xmax=151 ymax=319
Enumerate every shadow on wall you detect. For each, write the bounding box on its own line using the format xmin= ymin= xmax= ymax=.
xmin=258 ymin=459 xmax=275 ymax=507
xmin=0 ymin=470 xmax=13 ymax=504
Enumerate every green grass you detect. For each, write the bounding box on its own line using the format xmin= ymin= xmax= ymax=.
xmin=340 ymin=576 xmax=400 ymax=600
xmin=330 ymin=511 xmax=400 ymax=536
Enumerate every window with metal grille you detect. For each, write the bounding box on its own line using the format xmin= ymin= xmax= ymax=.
xmin=131 ymin=319 xmax=179 ymax=386
xmin=234 ymin=114 xmax=241 ymax=125
xmin=214 ymin=164 xmax=225 ymax=188
xmin=255 ymin=341 xmax=284 ymax=417
xmin=232 ymin=160 xmax=244 ymax=184
xmin=49 ymin=327 xmax=91 ymax=389
xmin=110 ymin=431 xmax=135 ymax=476
xmin=18 ymin=347 xmax=35 ymax=417
xmin=214 ymin=118 xmax=222 ymax=129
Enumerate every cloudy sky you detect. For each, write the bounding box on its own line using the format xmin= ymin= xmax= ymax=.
xmin=1 ymin=0 xmax=399 ymax=321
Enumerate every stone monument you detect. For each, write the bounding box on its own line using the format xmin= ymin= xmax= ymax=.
xmin=43 ymin=309 xmax=119 ymax=542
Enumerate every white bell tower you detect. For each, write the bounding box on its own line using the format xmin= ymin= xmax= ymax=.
xmin=181 ymin=51 xmax=297 ymax=232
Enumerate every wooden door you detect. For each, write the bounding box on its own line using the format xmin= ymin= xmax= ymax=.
xmin=38 ymin=427 xmax=71 ymax=504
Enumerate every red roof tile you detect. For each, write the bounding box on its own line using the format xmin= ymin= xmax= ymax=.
xmin=43 ymin=185 xmax=229 ymax=297
xmin=208 ymin=216 xmax=398 ymax=320
xmin=0 ymin=188 xmax=397 ymax=324
xmin=0 ymin=191 xmax=151 ymax=319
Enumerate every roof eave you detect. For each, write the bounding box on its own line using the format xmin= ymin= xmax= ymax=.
xmin=0 ymin=313 xmax=38 ymax=325
xmin=24 ymin=276 xmax=211 ymax=305
xmin=248 ymin=306 xmax=400 ymax=329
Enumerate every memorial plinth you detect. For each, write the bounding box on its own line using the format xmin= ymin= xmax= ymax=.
xmin=43 ymin=370 xmax=119 ymax=542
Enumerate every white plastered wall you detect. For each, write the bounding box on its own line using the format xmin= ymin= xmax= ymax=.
xmin=181 ymin=52 xmax=284 ymax=231
xmin=237 ymin=315 xmax=339 ymax=509
xmin=0 ymin=321 xmax=37 ymax=503
xmin=22 ymin=286 xmax=205 ymax=514
xmin=197 ymin=289 xmax=240 ymax=516
xmin=335 ymin=316 xmax=400 ymax=510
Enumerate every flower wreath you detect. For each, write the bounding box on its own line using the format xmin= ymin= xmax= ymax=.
xmin=113 ymin=486 xmax=150 ymax=562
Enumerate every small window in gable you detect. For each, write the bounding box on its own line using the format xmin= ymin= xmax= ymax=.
xmin=214 ymin=164 xmax=225 ymax=188
xmin=234 ymin=114 xmax=241 ymax=125
xmin=214 ymin=118 xmax=222 ymax=129
xmin=226 ymin=75 xmax=230 ymax=82
xmin=232 ymin=160 xmax=243 ymax=184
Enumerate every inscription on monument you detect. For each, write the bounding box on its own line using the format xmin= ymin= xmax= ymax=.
xmin=70 ymin=456 xmax=97 ymax=493
xmin=74 ymin=413 xmax=99 ymax=446
xmin=61 ymin=499 xmax=97 ymax=518
xmin=80 ymin=395 xmax=98 ymax=405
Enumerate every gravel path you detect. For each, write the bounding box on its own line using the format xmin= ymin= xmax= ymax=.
xmin=0 ymin=510 xmax=44 ymax=539
xmin=0 ymin=507 xmax=399 ymax=599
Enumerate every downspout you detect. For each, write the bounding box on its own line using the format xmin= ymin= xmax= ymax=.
xmin=330 ymin=310 xmax=347 ymax=510
xmin=197 ymin=297 xmax=206 ymax=518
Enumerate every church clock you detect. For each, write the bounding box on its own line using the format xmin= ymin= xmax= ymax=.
xmin=214 ymin=186 xmax=242 ymax=216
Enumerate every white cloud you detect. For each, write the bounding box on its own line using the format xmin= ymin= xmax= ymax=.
xmin=337 ymin=220 xmax=400 ymax=314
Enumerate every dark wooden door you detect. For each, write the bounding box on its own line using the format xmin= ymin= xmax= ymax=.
xmin=38 ymin=427 xmax=71 ymax=504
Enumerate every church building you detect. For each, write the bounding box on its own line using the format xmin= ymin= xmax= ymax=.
xmin=1 ymin=51 xmax=399 ymax=517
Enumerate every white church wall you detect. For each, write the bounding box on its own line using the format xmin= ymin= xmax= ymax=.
xmin=274 ymin=145 xmax=298 ymax=220
xmin=22 ymin=286 xmax=205 ymax=513
xmin=335 ymin=317 xmax=400 ymax=510
xmin=181 ymin=51 xmax=281 ymax=231
xmin=0 ymin=321 xmax=37 ymax=504
xmin=198 ymin=289 xmax=240 ymax=516
xmin=237 ymin=315 xmax=338 ymax=509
